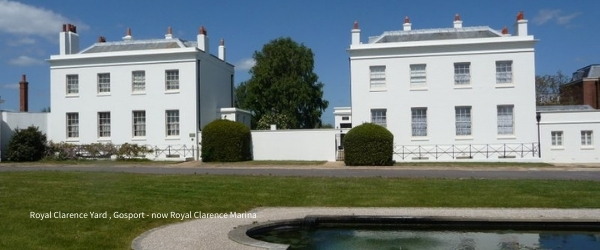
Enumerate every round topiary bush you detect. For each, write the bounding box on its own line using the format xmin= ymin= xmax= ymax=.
xmin=5 ymin=126 xmax=47 ymax=162
xmin=201 ymin=119 xmax=252 ymax=162
xmin=343 ymin=123 xmax=394 ymax=166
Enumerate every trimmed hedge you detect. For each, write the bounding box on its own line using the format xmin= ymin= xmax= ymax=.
xmin=343 ymin=123 xmax=394 ymax=166
xmin=201 ymin=119 xmax=252 ymax=162
xmin=4 ymin=126 xmax=47 ymax=162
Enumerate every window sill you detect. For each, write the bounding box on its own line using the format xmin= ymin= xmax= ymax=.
xmin=455 ymin=136 xmax=473 ymax=141
xmin=66 ymin=138 xmax=79 ymax=142
xmin=165 ymin=90 xmax=180 ymax=94
xmin=454 ymin=85 xmax=472 ymax=89
xmin=132 ymin=92 xmax=146 ymax=95
xmin=97 ymin=93 xmax=111 ymax=97
xmin=551 ymin=146 xmax=564 ymax=151
xmin=97 ymin=138 xmax=112 ymax=142
xmin=66 ymin=94 xmax=79 ymax=98
xmin=410 ymin=87 xmax=428 ymax=91
xmin=495 ymin=84 xmax=515 ymax=89
xmin=411 ymin=137 xmax=429 ymax=141
xmin=369 ymin=89 xmax=387 ymax=92
xmin=497 ymin=135 xmax=516 ymax=140
xmin=165 ymin=136 xmax=181 ymax=140
xmin=581 ymin=146 xmax=595 ymax=150
xmin=132 ymin=137 xmax=147 ymax=141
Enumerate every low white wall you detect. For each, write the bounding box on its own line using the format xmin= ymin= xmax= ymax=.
xmin=539 ymin=110 xmax=600 ymax=163
xmin=251 ymin=129 xmax=338 ymax=161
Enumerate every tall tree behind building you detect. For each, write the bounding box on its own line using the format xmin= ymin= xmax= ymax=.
xmin=235 ymin=37 xmax=329 ymax=129
xmin=535 ymin=71 xmax=571 ymax=105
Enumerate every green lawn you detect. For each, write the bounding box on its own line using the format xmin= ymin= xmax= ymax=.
xmin=1 ymin=171 xmax=599 ymax=249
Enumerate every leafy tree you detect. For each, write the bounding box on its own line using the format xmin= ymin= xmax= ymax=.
xmin=255 ymin=112 xmax=294 ymax=130
xmin=536 ymin=71 xmax=570 ymax=105
xmin=235 ymin=37 xmax=329 ymax=129
xmin=5 ymin=126 xmax=47 ymax=162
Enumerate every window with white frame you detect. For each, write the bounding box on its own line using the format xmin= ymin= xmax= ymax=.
xmin=66 ymin=75 xmax=79 ymax=94
xmin=97 ymin=73 xmax=110 ymax=93
xmin=369 ymin=66 xmax=386 ymax=90
xmin=496 ymin=61 xmax=513 ymax=84
xmin=411 ymin=108 xmax=427 ymax=137
xmin=371 ymin=109 xmax=387 ymax=127
xmin=581 ymin=130 xmax=593 ymax=146
xmin=133 ymin=111 xmax=146 ymax=137
xmin=454 ymin=62 xmax=471 ymax=85
xmin=98 ymin=112 xmax=111 ymax=138
xmin=551 ymin=131 xmax=563 ymax=146
xmin=132 ymin=71 xmax=145 ymax=93
xmin=165 ymin=70 xmax=179 ymax=90
xmin=166 ymin=110 xmax=180 ymax=136
xmin=455 ymin=106 xmax=472 ymax=136
xmin=410 ymin=64 xmax=427 ymax=87
xmin=497 ymin=105 xmax=514 ymax=135
xmin=66 ymin=112 xmax=79 ymax=138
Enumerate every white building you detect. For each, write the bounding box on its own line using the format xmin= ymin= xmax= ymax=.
xmin=347 ymin=12 xmax=539 ymax=161
xmin=47 ymin=24 xmax=237 ymax=160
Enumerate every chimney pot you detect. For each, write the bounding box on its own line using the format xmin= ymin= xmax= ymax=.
xmin=502 ymin=26 xmax=508 ymax=35
xmin=220 ymin=38 xmax=224 ymax=46
xmin=517 ymin=11 xmax=524 ymax=21
xmin=353 ymin=21 xmax=359 ymax=29
xmin=454 ymin=14 xmax=461 ymax=21
xmin=62 ymin=24 xmax=67 ymax=32
xmin=200 ymin=26 xmax=207 ymax=35
xmin=168 ymin=26 xmax=172 ymax=34
xmin=404 ymin=16 xmax=410 ymax=24
xmin=127 ymin=27 xmax=132 ymax=36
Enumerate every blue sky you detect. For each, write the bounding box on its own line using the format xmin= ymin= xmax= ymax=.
xmin=0 ymin=0 xmax=598 ymax=125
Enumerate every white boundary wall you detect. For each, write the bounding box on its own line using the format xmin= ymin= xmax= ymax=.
xmin=251 ymin=129 xmax=338 ymax=161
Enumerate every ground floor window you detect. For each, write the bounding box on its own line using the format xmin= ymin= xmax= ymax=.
xmin=166 ymin=110 xmax=180 ymax=136
xmin=66 ymin=112 xmax=79 ymax=138
xmin=581 ymin=130 xmax=593 ymax=146
xmin=551 ymin=131 xmax=563 ymax=146
xmin=371 ymin=109 xmax=387 ymax=127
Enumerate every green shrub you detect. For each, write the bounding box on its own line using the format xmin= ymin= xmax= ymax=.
xmin=201 ymin=119 xmax=252 ymax=162
xmin=343 ymin=123 xmax=394 ymax=166
xmin=5 ymin=126 xmax=47 ymax=162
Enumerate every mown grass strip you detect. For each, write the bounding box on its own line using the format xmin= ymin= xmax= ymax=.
xmin=1 ymin=171 xmax=599 ymax=249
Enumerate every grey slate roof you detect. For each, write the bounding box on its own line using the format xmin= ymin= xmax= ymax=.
xmin=80 ymin=38 xmax=194 ymax=54
xmin=368 ymin=26 xmax=503 ymax=44
xmin=536 ymin=105 xmax=595 ymax=112
xmin=571 ymin=65 xmax=600 ymax=81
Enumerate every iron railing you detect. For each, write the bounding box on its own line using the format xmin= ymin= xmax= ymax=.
xmin=394 ymin=143 xmax=539 ymax=160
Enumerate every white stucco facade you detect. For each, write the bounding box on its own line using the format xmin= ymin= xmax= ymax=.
xmin=348 ymin=14 xmax=539 ymax=161
xmin=47 ymin=25 xmax=234 ymax=160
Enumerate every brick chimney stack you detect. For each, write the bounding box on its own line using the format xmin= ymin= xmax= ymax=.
xmin=19 ymin=74 xmax=28 ymax=112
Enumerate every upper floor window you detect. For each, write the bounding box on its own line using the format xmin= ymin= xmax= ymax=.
xmin=369 ymin=66 xmax=386 ymax=90
xmin=66 ymin=75 xmax=79 ymax=94
xmin=97 ymin=73 xmax=110 ymax=93
xmin=371 ymin=109 xmax=387 ymax=128
xmin=581 ymin=130 xmax=593 ymax=146
xmin=132 ymin=71 xmax=146 ymax=93
xmin=454 ymin=62 xmax=471 ymax=85
xmin=496 ymin=61 xmax=513 ymax=84
xmin=165 ymin=70 xmax=179 ymax=91
xmin=411 ymin=107 xmax=427 ymax=137
xmin=455 ymin=106 xmax=472 ymax=136
xmin=497 ymin=105 xmax=514 ymax=135
xmin=342 ymin=116 xmax=349 ymax=121
xmin=410 ymin=64 xmax=427 ymax=88
xmin=66 ymin=112 xmax=79 ymax=139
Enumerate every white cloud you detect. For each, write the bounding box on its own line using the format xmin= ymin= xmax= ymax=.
xmin=8 ymin=55 xmax=44 ymax=66
xmin=0 ymin=0 xmax=88 ymax=39
xmin=235 ymin=58 xmax=256 ymax=71
xmin=533 ymin=9 xmax=581 ymax=26
xmin=1 ymin=83 xmax=19 ymax=89
xmin=7 ymin=37 xmax=36 ymax=46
